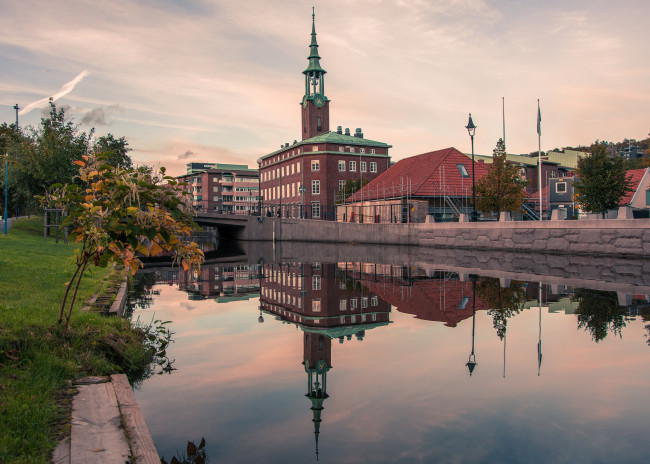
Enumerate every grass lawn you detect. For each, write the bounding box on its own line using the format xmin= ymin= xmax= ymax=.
xmin=0 ymin=218 xmax=154 ymax=464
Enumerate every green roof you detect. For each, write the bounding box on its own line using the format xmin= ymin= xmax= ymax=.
xmin=262 ymin=131 xmax=392 ymax=159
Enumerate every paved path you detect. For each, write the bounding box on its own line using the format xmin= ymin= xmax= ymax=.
xmin=52 ymin=375 xmax=159 ymax=464
xmin=2 ymin=215 xmax=27 ymax=233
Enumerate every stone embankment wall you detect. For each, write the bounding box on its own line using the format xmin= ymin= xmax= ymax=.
xmin=245 ymin=207 xmax=650 ymax=258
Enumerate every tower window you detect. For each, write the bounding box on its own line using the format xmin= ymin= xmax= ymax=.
xmin=317 ymin=117 xmax=322 ymax=132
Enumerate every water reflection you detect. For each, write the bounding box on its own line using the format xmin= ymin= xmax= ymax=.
xmin=131 ymin=256 xmax=650 ymax=463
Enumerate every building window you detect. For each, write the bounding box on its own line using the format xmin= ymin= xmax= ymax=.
xmin=317 ymin=117 xmax=322 ymax=131
xmin=312 ymin=180 xmax=320 ymax=195
xmin=457 ymin=164 xmax=470 ymax=178
xmin=349 ymin=161 xmax=357 ymax=172
xmin=371 ymin=296 xmax=378 ymax=306
xmin=349 ymin=147 xmax=355 ymax=153
xmin=339 ymin=299 xmax=347 ymax=311
xmin=339 ymin=180 xmax=346 ymax=191
xmin=297 ymin=162 xmax=301 ymax=173
xmin=339 ymin=160 xmax=346 ymax=171
xmin=339 ymin=147 xmax=344 ymax=152
xmin=360 ymin=148 xmax=365 ymax=153
xmin=371 ymin=149 xmax=376 ymax=154
xmin=312 ymin=145 xmax=319 ymax=152
xmin=550 ymin=170 xmax=557 ymax=179
xmin=370 ymin=162 xmax=377 ymax=173
xmin=361 ymin=297 xmax=368 ymax=308
xmin=350 ymin=298 xmax=358 ymax=309
xmin=312 ymin=275 xmax=321 ymax=290
xmin=311 ymin=201 xmax=321 ymax=219
xmin=312 ymin=299 xmax=321 ymax=312
xmin=291 ymin=164 xmax=295 ymax=175
xmin=311 ymin=160 xmax=320 ymax=171
xmin=361 ymin=161 xmax=367 ymax=172
xmin=556 ymin=182 xmax=567 ymax=193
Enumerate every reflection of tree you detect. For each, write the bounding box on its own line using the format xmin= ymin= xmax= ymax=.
xmin=124 ymin=272 xmax=160 ymax=318
xmin=477 ymin=278 xmax=528 ymax=339
xmin=643 ymin=311 xmax=650 ymax=347
xmin=573 ymin=289 xmax=627 ymax=343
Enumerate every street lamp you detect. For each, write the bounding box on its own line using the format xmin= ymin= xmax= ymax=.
xmin=465 ymin=113 xmax=477 ymax=221
xmin=256 ymin=158 xmax=262 ymax=216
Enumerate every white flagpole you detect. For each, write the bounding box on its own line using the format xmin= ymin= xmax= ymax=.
xmin=537 ymin=99 xmax=542 ymax=220
xmin=502 ymin=97 xmax=506 ymax=148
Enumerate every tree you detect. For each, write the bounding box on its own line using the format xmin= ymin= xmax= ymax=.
xmin=574 ymin=142 xmax=633 ymax=214
xmin=474 ymin=139 xmax=528 ymax=215
xmin=336 ymin=178 xmax=369 ymax=204
xmin=93 ymin=134 xmax=132 ymax=169
xmin=41 ymin=153 xmax=204 ymax=329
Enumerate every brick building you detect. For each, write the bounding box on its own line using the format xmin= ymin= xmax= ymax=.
xmin=258 ymin=12 xmax=392 ymax=220
xmin=177 ymin=163 xmax=259 ymax=214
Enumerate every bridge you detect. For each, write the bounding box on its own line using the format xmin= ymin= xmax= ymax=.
xmin=194 ymin=212 xmax=252 ymax=240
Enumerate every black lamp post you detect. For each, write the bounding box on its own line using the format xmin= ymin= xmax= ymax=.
xmin=465 ymin=114 xmax=477 ymax=221
xmin=256 ymin=158 xmax=262 ymax=216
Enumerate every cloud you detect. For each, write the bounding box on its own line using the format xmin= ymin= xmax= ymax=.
xmin=19 ymin=70 xmax=90 ymax=115
xmin=80 ymin=104 xmax=122 ymax=126
xmin=178 ymin=150 xmax=197 ymax=160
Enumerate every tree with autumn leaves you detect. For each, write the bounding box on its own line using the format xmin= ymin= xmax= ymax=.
xmin=474 ymin=139 xmax=528 ymax=216
xmin=40 ymin=153 xmax=204 ymax=329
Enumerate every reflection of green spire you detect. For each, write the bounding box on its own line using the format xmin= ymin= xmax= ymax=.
xmin=303 ymin=8 xmax=327 ymax=76
xmin=304 ymin=358 xmax=330 ymax=461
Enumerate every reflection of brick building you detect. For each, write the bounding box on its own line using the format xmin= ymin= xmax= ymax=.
xmin=176 ymin=264 xmax=261 ymax=301
xmin=259 ymin=261 xmax=391 ymax=459
xmin=258 ymin=13 xmax=391 ymax=220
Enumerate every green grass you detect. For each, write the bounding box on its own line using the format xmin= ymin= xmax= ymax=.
xmin=0 ymin=218 xmax=154 ymax=464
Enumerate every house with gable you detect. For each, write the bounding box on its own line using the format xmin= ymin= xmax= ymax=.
xmin=341 ymin=147 xmax=489 ymax=223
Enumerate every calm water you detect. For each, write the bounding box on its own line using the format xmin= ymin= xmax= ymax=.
xmin=130 ymin=252 xmax=650 ymax=464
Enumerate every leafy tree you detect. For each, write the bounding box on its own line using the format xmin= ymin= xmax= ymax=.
xmin=474 ymin=139 xmax=528 ymax=215
xmin=40 ymin=153 xmax=204 ymax=329
xmin=573 ymin=289 xmax=627 ymax=343
xmin=574 ymin=142 xmax=633 ymax=214
xmin=336 ymin=178 xmax=369 ymax=204
xmin=93 ymin=133 xmax=132 ymax=169
xmin=0 ymin=123 xmax=35 ymax=216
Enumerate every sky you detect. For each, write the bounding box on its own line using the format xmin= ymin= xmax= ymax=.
xmin=1 ymin=0 xmax=648 ymax=177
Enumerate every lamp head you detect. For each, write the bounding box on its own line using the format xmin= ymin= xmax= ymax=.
xmin=465 ymin=113 xmax=477 ymax=137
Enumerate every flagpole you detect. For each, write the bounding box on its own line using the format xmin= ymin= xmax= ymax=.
xmin=537 ymin=99 xmax=543 ymax=220
xmin=502 ymin=97 xmax=506 ymax=148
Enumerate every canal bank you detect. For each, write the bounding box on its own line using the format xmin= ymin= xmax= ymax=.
xmin=243 ymin=208 xmax=650 ymax=258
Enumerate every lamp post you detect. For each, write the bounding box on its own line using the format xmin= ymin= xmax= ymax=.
xmin=465 ymin=113 xmax=477 ymax=221
xmin=256 ymin=158 xmax=262 ymax=216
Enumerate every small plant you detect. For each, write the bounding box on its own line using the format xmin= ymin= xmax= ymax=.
xmin=39 ymin=153 xmax=204 ymax=329
xmin=160 ymin=437 xmax=208 ymax=464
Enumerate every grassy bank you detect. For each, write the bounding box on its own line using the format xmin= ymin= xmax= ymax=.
xmin=0 ymin=218 xmax=155 ymax=464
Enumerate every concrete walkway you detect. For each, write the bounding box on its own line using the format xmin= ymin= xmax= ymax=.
xmin=52 ymin=375 xmax=159 ymax=464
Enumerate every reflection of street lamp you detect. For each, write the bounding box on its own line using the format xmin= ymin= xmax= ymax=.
xmin=256 ymin=158 xmax=262 ymax=216
xmin=466 ymin=274 xmax=478 ymax=377
xmin=465 ymin=113 xmax=477 ymax=221
xmin=299 ymin=184 xmax=307 ymax=219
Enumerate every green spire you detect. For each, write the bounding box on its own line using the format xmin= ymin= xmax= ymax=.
xmin=303 ymin=8 xmax=326 ymax=76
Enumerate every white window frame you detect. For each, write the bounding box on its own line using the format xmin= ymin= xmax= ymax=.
xmin=349 ymin=161 xmax=357 ymax=172
xmin=370 ymin=162 xmax=377 ymax=173
xmin=311 ymin=160 xmax=320 ymax=171
xmin=312 ymin=180 xmax=320 ymax=195
xmin=361 ymin=161 xmax=367 ymax=172
xmin=312 ymin=275 xmax=321 ymax=290
xmin=338 ymin=160 xmax=346 ymax=171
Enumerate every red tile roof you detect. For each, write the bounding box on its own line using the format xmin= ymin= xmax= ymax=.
xmin=620 ymin=168 xmax=648 ymax=206
xmin=348 ymin=147 xmax=489 ymax=202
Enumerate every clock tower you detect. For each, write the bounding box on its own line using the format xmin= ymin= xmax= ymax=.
xmin=301 ymin=10 xmax=330 ymax=140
